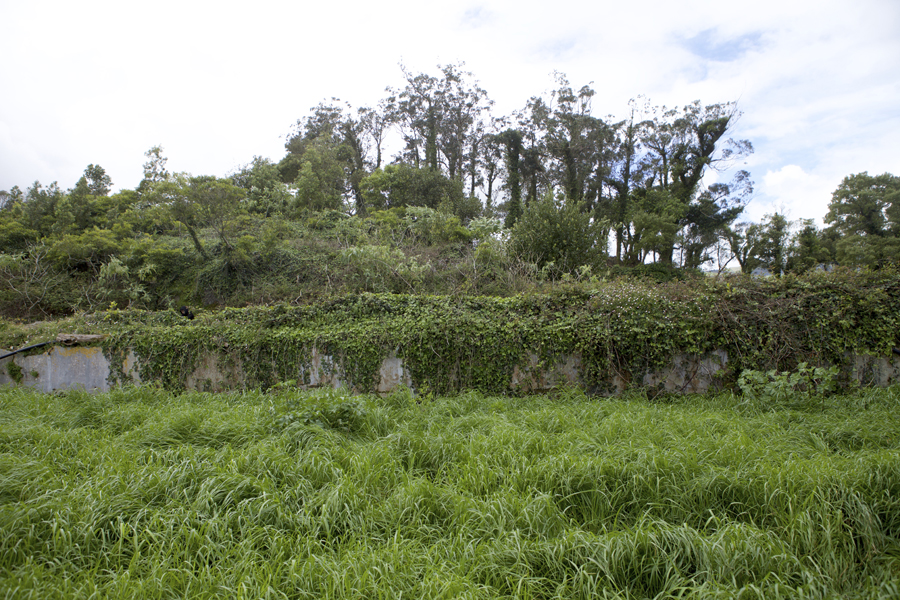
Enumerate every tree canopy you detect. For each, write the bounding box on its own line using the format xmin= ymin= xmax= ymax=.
xmin=0 ymin=65 xmax=893 ymax=319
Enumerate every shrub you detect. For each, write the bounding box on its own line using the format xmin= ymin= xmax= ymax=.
xmin=273 ymin=388 xmax=368 ymax=434
xmin=738 ymin=362 xmax=840 ymax=409
xmin=510 ymin=191 xmax=604 ymax=277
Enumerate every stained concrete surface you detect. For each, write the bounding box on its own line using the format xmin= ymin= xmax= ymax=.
xmin=2 ymin=344 xmax=898 ymax=396
xmin=0 ymin=345 xmax=139 ymax=392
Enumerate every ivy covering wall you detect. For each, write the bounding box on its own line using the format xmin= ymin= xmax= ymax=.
xmin=73 ymin=270 xmax=899 ymax=395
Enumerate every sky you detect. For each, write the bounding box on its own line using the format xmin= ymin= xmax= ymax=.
xmin=1 ymin=0 xmax=898 ymax=226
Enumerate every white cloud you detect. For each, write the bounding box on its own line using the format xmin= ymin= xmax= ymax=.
xmin=750 ymin=165 xmax=836 ymax=225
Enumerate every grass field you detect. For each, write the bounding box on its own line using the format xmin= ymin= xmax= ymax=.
xmin=1 ymin=384 xmax=898 ymax=599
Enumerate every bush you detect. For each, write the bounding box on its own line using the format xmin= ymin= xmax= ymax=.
xmin=738 ymin=362 xmax=840 ymax=409
xmin=510 ymin=192 xmax=604 ymax=277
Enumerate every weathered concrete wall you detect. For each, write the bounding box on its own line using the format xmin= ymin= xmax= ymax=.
xmin=0 ymin=345 xmax=140 ymax=393
xmin=2 ymin=344 xmax=898 ymax=396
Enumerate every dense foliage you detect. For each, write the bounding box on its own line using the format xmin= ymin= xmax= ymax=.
xmin=3 ymin=66 xmax=893 ymax=320
xmin=1 ymin=385 xmax=898 ymax=598
xmin=1 ymin=270 xmax=896 ymax=396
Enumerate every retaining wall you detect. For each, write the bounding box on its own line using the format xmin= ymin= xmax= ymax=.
xmin=2 ymin=343 xmax=898 ymax=395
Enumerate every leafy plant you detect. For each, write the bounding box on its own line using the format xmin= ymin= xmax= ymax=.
xmin=6 ymin=361 xmax=23 ymax=384
xmin=738 ymin=362 xmax=840 ymax=408
xmin=273 ymin=388 xmax=368 ymax=433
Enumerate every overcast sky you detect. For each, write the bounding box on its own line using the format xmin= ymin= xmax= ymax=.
xmin=2 ymin=0 xmax=898 ymax=225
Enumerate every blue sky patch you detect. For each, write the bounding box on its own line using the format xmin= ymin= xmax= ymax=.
xmin=684 ymin=28 xmax=763 ymax=62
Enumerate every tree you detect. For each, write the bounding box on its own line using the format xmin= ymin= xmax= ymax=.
xmin=358 ymin=102 xmax=391 ymax=171
xmin=0 ymin=187 xmax=36 ymax=251
xmin=599 ymin=106 xmax=642 ymax=263
xmin=0 ymin=186 xmax=23 ymax=212
xmin=386 ymin=63 xmax=492 ymax=180
xmin=727 ymin=213 xmax=790 ymax=275
xmin=157 ymin=174 xmax=245 ymax=259
xmin=360 ymin=164 xmax=464 ymax=213
xmin=83 ymin=164 xmax=112 ymax=196
xmin=498 ymin=129 xmax=523 ymax=228
xmin=639 ymin=100 xmax=753 ymax=266
xmin=280 ymin=100 xmax=373 ymax=214
xmin=138 ymin=146 xmax=169 ymax=195
xmin=56 ymin=164 xmax=114 ymax=232
xmin=231 ymin=156 xmax=293 ymax=217
xmin=753 ymin=213 xmax=791 ymax=275
xmin=627 ymin=189 xmax=685 ymax=265
xmin=293 ymin=137 xmax=350 ymax=213
xmin=678 ymin=173 xmax=752 ymax=269
xmin=476 ymin=126 xmax=506 ymax=211
xmin=21 ymin=181 xmax=63 ymax=238
xmin=824 ymin=172 xmax=900 ymax=267
xmin=531 ymin=75 xmax=614 ymax=211
xmin=188 ymin=176 xmax=246 ymax=250
xmin=785 ymin=219 xmax=832 ymax=274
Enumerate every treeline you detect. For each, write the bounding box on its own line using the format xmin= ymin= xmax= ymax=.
xmin=0 ymin=65 xmax=898 ymax=318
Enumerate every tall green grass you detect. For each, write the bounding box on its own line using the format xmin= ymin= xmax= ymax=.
xmin=1 ymin=384 xmax=898 ymax=598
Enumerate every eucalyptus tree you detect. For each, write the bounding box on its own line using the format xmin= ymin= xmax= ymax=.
xmin=357 ymin=101 xmax=391 ymax=171
xmin=497 ymin=129 xmax=523 ymax=228
xmin=280 ymin=100 xmax=374 ymax=214
xmin=514 ymin=96 xmax=549 ymax=206
xmin=597 ymin=103 xmax=642 ymax=263
xmin=476 ymin=124 xmax=507 ymax=211
xmin=537 ymin=75 xmax=614 ymax=211
xmin=386 ymin=63 xmax=493 ymax=184
xmin=637 ymin=100 xmax=753 ymax=266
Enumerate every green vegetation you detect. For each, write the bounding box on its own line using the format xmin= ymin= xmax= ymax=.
xmin=4 ymin=362 xmax=22 ymax=385
xmin=2 ymin=65 xmax=895 ymax=320
xmin=0 ymin=268 xmax=896 ymax=396
xmin=1 ymin=384 xmax=898 ymax=598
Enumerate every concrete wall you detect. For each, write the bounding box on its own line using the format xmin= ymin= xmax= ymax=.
xmin=2 ymin=344 xmax=898 ymax=395
xmin=0 ymin=345 xmax=140 ymax=393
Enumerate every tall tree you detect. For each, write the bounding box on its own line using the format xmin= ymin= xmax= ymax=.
xmin=357 ymin=101 xmax=390 ymax=171
xmin=477 ymin=127 xmax=506 ymax=211
xmin=386 ymin=63 xmax=492 ymax=180
xmin=281 ymin=100 xmax=372 ymax=214
xmin=639 ymin=100 xmax=753 ymax=266
xmin=825 ymin=172 xmax=900 ymax=267
xmin=138 ymin=146 xmax=169 ymax=195
xmin=537 ymin=75 xmax=612 ymax=210
xmin=498 ymin=129 xmax=523 ymax=228
xmin=598 ymin=104 xmax=641 ymax=263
